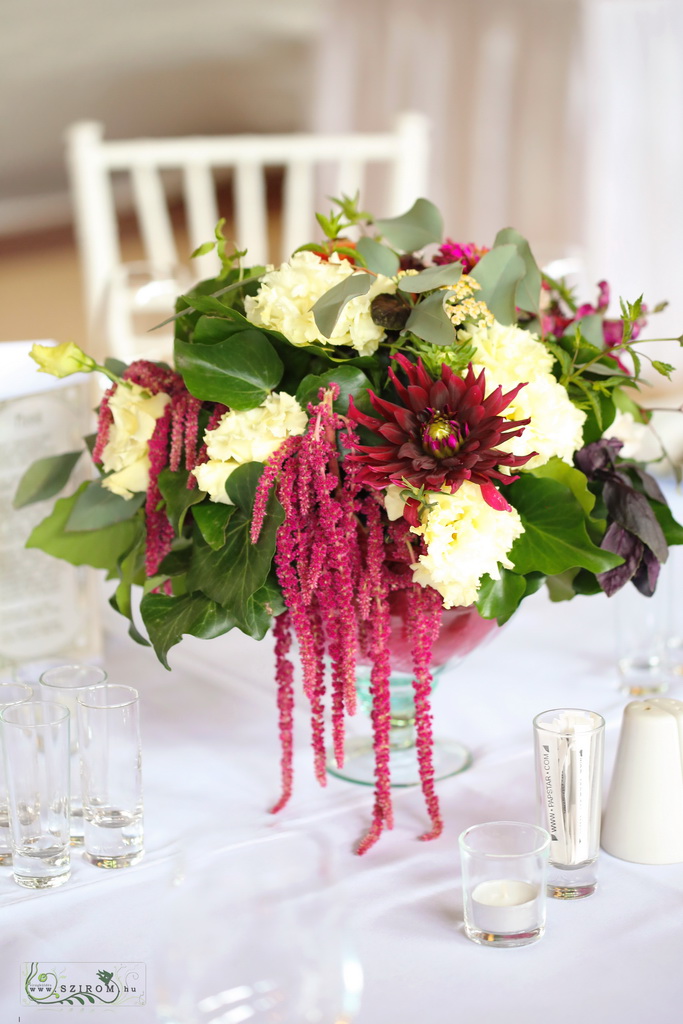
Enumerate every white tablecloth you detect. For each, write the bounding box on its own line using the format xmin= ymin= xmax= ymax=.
xmin=3 ymin=582 xmax=683 ymax=1022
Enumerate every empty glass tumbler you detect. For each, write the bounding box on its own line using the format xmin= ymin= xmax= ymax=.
xmin=0 ymin=682 xmax=33 ymax=862
xmin=40 ymin=663 xmax=107 ymax=844
xmin=1 ymin=700 xmax=71 ymax=888
xmin=77 ymin=683 xmax=143 ymax=868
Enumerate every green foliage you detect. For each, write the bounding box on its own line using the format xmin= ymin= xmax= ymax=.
xmin=26 ymin=484 xmax=140 ymax=573
xmin=13 ymin=450 xmax=82 ymax=508
xmin=355 ymin=237 xmax=400 ymax=276
xmin=311 ymin=274 xmax=373 ymax=338
xmin=66 ymin=480 xmax=145 ymax=531
xmin=140 ymin=592 xmax=236 ymax=669
xmin=192 ymin=503 xmax=236 ymax=549
xmin=476 ymin=569 xmax=526 ymax=624
xmin=470 ymin=244 xmax=526 ymax=325
xmin=296 ymin=365 xmax=372 ymax=414
xmin=175 ymin=331 xmax=283 ymax=409
xmin=405 ymin=290 xmax=456 ymax=346
xmin=397 ymin=263 xmax=462 ymax=293
xmin=158 ymin=469 xmax=205 ymax=534
xmin=375 ymin=199 xmax=443 ymax=252
xmin=506 ymin=477 xmax=623 ymax=576
xmin=492 ymin=228 xmax=541 ymax=314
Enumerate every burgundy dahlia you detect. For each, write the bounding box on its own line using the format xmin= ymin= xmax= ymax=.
xmin=346 ymin=354 xmax=535 ymax=510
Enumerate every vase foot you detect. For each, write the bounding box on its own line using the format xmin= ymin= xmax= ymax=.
xmin=326 ymin=736 xmax=472 ymax=787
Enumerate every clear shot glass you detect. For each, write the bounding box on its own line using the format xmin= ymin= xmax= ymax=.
xmin=534 ymin=709 xmax=605 ymax=899
xmin=0 ymin=682 xmax=34 ymax=863
xmin=459 ymin=821 xmax=550 ymax=947
xmin=614 ymin=584 xmax=670 ymax=695
xmin=77 ymin=684 xmax=143 ymax=868
xmin=39 ymin=663 xmax=107 ymax=845
xmin=1 ymin=700 xmax=71 ymax=888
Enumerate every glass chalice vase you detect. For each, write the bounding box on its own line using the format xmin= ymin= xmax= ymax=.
xmin=327 ymin=591 xmax=498 ymax=787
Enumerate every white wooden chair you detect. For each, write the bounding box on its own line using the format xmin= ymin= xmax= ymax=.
xmin=65 ymin=114 xmax=430 ymax=361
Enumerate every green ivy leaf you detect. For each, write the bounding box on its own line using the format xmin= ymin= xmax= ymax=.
xmin=296 ymin=365 xmax=372 ymax=413
xmin=175 ymin=331 xmax=283 ymax=410
xmin=470 ymin=244 xmax=526 ymax=325
xmin=375 ymin=199 xmax=443 ymax=252
xmin=187 ymin=491 xmax=284 ymax=616
xmin=26 ymin=484 xmax=139 ymax=572
xmin=311 ymin=274 xmax=373 ymax=338
xmin=65 ymin=479 xmax=145 ymax=531
xmin=232 ymin=576 xmax=286 ymax=640
xmin=507 ymin=477 xmax=623 ymax=576
xmin=225 ymin=462 xmax=266 ymax=515
xmin=528 ymin=459 xmax=596 ymax=517
xmin=140 ymin=592 xmax=235 ymax=669
xmin=651 ymin=500 xmax=683 ymax=546
xmin=397 ymin=263 xmax=462 ymax=293
xmin=476 ymin=569 xmax=526 ymax=624
xmin=493 ymin=228 xmax=541 ymax=314
xmin=405 ymin=290 xmax=456 ymax=346
xmin=108 ymin=524 xmax=150 ymax=645
xmin=355 ymin=237 xmax=400 ymax=276
xmin=545 ymin=568 xmax=580 ymax=602
xmin=158 ymin=469 xmax=205 ymax=534
xmin=13 ymin=450 xmax=83 ymax=509
xmin=192 ymin=503 xmax=236 ymax=549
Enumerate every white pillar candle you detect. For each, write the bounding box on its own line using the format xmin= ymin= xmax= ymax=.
xmin=470 ymin=879 xmax=539 ymax=934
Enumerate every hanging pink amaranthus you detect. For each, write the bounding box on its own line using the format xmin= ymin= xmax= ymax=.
xmin=93 ymin=360 xmax=204 ymax=587
xmin=252 ymin=387 xmax=445 ymax=853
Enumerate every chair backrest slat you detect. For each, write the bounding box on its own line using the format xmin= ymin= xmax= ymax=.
xmin=66 ymin=115 xmax=430 ymax=359
xmin=182 ymin=164 xmax=221 ymax=281
xmin=282 ymin=161 xmax=315 ymax=262
xmin=234 ymin=161 xmax=268 ymax=266
xmin=130 ymin=166 xmax=178 ymax=269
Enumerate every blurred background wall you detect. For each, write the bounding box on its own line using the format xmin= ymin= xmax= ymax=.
xmin=1 ymin=0 xmax=682 ymax=401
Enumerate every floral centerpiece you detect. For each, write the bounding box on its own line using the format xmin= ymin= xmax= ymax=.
xmin=18 ymin=197 xmax=683 ymax=853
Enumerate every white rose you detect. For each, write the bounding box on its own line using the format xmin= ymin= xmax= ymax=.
xmin=192 ymin=391 xmax=307 ymax=501
xmin=461 ymin=319 xmax=586 ymax=468
xmin=410 ymin=481 xmax=524 ymax=608
xmin=244 ymin=251 xmax=396 ymax=356
xmin=192 ymin=459 xmax=240 ymax=505
xmin=100 ymin=383 xmax=170 ymax=499
xmin=205 ymin=392 xmax=307 ymax=464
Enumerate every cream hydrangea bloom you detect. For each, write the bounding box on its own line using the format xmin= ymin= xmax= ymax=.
xmin=100 ymin=383 xmax=170 ymax=499
xmin=387 ymin=481 xmax=524 ymax=608
xmin=460 ymin=320 xmax=586 ymax=469
xmin=192 ymin=391 xmax=307 ymax=504
xmin=244 ymin=251 xmax=396 ymax=357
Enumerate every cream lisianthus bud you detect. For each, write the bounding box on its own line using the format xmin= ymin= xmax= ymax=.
xmin=30 ymin=342 xmax=97 ymax=378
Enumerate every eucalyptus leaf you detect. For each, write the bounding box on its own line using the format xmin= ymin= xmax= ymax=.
xmin=296 ymin=365 xmax=372 ymax=413
xmin=564 ymin=313 xmax=603 ymax=349
xmin=13 ymin=450 xmax=83 ymax=509
xmin=405 ymin=290 xmax=456 ymax=346
xmin=65 ymin=479 xmax=145 ymax=531
xmin=175 ymin=331 xmax=283 ymax=410
xmin=192 ymin=502 xmax=237 ymax=549
xmin=397 ymin=263 xmax=462 ymax=294
xmin=158 ymin=469 xmax=205 ymax=534
xmin=140 ymin=592 xmax=235 ymax=669
xmin=311 ymin=274 xmax=373 ymax=338
xmin=355 ymin=237 xmax=400 ymax=277
xmin=507 ymin=477 xmax=623 ymax=576
xmin=375 ymin=199 xmax=443 ymax=252
xmin=470 ymin=244 xmax=526 ymax=325
xmin=493 ymin=228 xmax=541 ymax=314
xmin=26 ymin=484 xmax=139 ymax=573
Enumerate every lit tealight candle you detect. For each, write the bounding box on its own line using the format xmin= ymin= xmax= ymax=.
xmin=470 ymin=879 xmax=539 ymax=935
